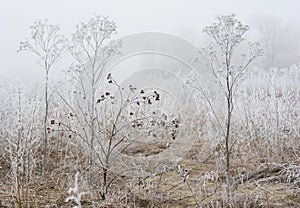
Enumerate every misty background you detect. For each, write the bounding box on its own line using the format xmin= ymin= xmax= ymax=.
xmin=1 ymin=0 xmax=300 ymax=88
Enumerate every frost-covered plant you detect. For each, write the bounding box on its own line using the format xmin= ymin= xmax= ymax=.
xmin=188 ymin=14 xmax=263 ymax=202
xmin=18 ymin=20 xmax=68 ymax=67
xmin=56 ymin=74 xmax=179 ymax=200
xmin=67 ymin=14 xmax=121 ymax=173
xmin=2 ymin=83 xmax=42 ymax=206
xmin=53 ymin=15 xmax=179 ymax=200
xmin=233 ymin=65 xmax=300 ymax=160
xmin=18 ymin=20 xmax=68 ymax=173
xmin=65 ymin=172 xmax=88 ymax=208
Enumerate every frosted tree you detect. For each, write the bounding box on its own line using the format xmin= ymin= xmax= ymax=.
xmin=189 ymin=14 xmax=263 ymax=202
xmin=255 ymin=17 xmax=280 ymax=68
xmin=18 ymin=20 xmax=67 ymax=174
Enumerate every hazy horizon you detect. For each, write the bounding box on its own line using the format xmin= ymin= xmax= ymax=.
xmin=1 ymin=0 xmax=300 ymax=87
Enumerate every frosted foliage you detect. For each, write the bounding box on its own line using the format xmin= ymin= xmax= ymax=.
xmin=236 ymin=66 xmax=300 ymax=143
xmin=66 ymin=15 xmax=121 ymax=126
xmin=196 ymin=14 xmax=263 ymax=96
xmin=18 ymin=20 xmax=67 ymax=69
xmin=1 ymin=84 xmax=42 ymax=195
xmin=69 ymin=15 xmax=120 ymax=66
xmin=203 ymin=14 xmax=250 ymax=52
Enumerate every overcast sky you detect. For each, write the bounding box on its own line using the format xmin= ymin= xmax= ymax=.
xmin=1 ymin=0 xmax=299 ymax=87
